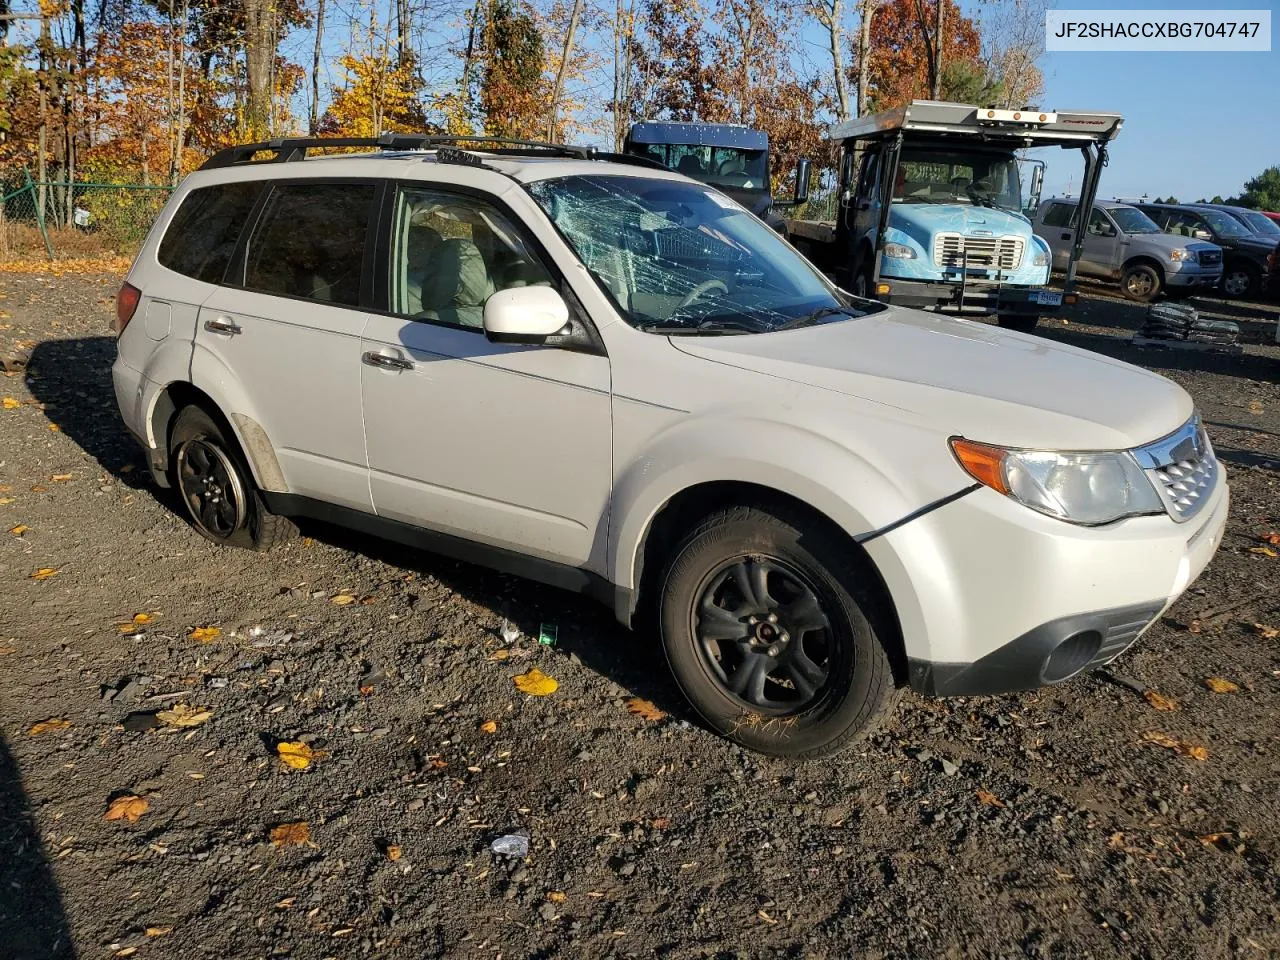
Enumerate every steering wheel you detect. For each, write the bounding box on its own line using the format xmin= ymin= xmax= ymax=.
xmin=677 ymin=279 xmax=729 ymax=311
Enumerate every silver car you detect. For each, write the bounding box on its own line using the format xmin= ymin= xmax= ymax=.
xmin=111 ymin=137 xmax=1228 ymax=758
xmin=1034 ymin=198 xmax=1222 ymax=301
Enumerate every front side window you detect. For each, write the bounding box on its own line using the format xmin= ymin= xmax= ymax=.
xmin=527 ymin=174 xmax=877 ymax=333
xmin=244 ymin=182 xmax=376 ymax=307
xmin=1198 ymin=209 xmax=1251 ymax=238
xmin=893 ymin=148 xmax=1022 ymax=211
xmin=158 ymin=181 xmax=261 ymax=283
xmin=642 ymin=145 xmax=769 ymax=192
xmin=388 ymin=187 xmax=552 ymax=329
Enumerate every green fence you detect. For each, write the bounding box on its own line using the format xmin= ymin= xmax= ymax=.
xmin=0 ymin=173 xmax=173 ymax=261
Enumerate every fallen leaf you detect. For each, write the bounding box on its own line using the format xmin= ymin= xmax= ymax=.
xmin=1203 ymin=677 xmax=1240 ymax=693
xmin=1248 ymin=400 xmax=1264 ymax=415
xmin=50 ymin=473 xmax=72 ymax=482
xmin=114 ymin=948 xmax=138 ymax=958
xmin=546 ymin=891 xmax=567 ymax=903
xmin=48 ymin=423 xmax=60 ymax=432
xmin=2 ymin=396 xmax=20 ymax=409
xmin=1186 ymin=619 xmax=1202 ymax=634
xmin=9 ymin=524 xmax=28 ymax=536
xmin=330 ymin=593 xmax=357 ymax=606
xmin=479 ymin=720 xmax=498 ymax=734
xmin=757 ymin=909 xmax=777 ymax=925
xmin=976 ymin=788 xmax=1006 ymax=808
xmin=29 ymin=484 xmax=45 ymax=493
xmin=0 ymin=497 xmax=14 ymax=505
xmin=104 ymin=795 xmax=150 ymax=823
xmin=277 ymin=741 xmax=322 ymax=769
xmin=1254 ymin=623 xmax=1279 ymax=640
xmin=386 ymin=844 xmax=402 ymax=861
xmin=1247 ymin=546 xmax=1278 ymax=558
xmin=188 ymin=625 xmax=221 ymax=642
xmin=145 ymin=926 xmax=173 ymax=937
xmin=1141 ymin=730 xmax=1209 ymax=761
xmin=29 ymin=567 xmax=59 ymax=580
xmin=28 ymin=718 xmax=71 ymax=735
xmin=269 ymin=821 xmax=311 ymax=848
xmin=624 ymin=697 xmax=667 ymax=722
xmin=1143 ymin=690 xmax=1179 ymax=712
xmin=1199 ymin=831 xmax=1232 ymax=847
xmin=156 ymin=704 xmax=213 ymax=728
xmin=487 ymin=648 xmax=510 ymax=661
xmin=119 ymin=613 xmax=154 ymax=633
xmin=1261 ymin=532 xmax=1280 ymax=545
xmin=650 ymin=817 xmax=672 ymax=830
xmin=358 ymin=683 xmax=375 ymax=695
xmin=514 ymin=668 xmax=559 ymax=696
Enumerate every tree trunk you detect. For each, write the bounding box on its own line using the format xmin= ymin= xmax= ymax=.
xmin=173 ymin=0 xmax=189 ymax=182
xmin=459 ymin=0 xmax=483 ymax=123
xmin=546 ymin=0 xmax=582 ymax=140
xmin=856 ymin=0 xmax=875 ymax=116
xmin=932 ymin=0 xmax=944 ymax=99
xmin=824 ymin=0 xmax=849 ymax=121
xmin=611 ymin=0 xmax=633 ymax=149
xmin=243 ymin=0 xmax=275 ymax=137
xmin=396 ymin=0 xmax=410 ymax=66
xmin=310 ymin=0 xmax=325 ymax=133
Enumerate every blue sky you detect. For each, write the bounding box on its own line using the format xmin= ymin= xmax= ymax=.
xmin=1016 ymin=0 xmax=1277 ymax=202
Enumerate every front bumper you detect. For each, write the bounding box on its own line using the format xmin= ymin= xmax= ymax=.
xmin=1165 ymin=264 xmax=1222 ymax=289
xmin=864 ymin=463 xmax=1229 ymax=698
xmin=876 ymin=276 xmax=1061 ymax=315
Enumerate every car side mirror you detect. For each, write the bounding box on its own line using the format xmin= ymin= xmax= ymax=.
xmin=1193 ymin=228 xmax=1212 ymax=240
xmin=483 ymin=286 xmax=570 ymax=345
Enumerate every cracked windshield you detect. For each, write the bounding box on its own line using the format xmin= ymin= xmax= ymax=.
xmin=527 ymin=175 xmax=878 ymax=333
xmin=894 ymin=148 xmax=1022 ymax=210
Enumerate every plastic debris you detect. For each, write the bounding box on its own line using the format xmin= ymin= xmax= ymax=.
xmin=500 ymin=619 xmax=521 ymax=644
xmin=538 ymin=623 xmax=558 ymax=647
xmin=490 ymin=832 xmax=530 ymax=857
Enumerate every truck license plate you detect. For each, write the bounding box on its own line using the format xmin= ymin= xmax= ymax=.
xmin=1034 ymin=291 xmax=1063 ymax=306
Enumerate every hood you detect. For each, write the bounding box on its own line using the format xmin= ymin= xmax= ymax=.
xmin=1231 ymin=235 xmax=1280 ymax=255
xmin=670 ymin=309 xmax=1192 ymax=450
xmin=890 ymin=203 xmax=1031 ymax=249
xmin=1133 ymin=232 xmax=1220 ymax=256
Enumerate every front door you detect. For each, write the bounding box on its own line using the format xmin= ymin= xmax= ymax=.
xmin=194 ymin=179 xmax=380 ymax=511
xmin=360 ymin=183 xmax=611 ymax=568
xmin=1080 ymin=208 xmax=1122 ymax=278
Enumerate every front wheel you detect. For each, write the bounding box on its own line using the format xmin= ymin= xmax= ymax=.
xmin=1221 ymin=262 xmax=1260 ymax=299
xmin=169 ymin=406 xmax=295 ymax=551
xmin=659 ymin=505 xmax=899 ymax=758
xmin=997 ymin=313 xmax=1039 ymax=333
xmin=1121 ymin=263 xmax=1162 ymax=302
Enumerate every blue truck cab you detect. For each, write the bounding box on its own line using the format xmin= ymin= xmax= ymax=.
xmin=623 ymin=121 xmax=785 ymax=232
xmin=786 ymin=100 xmax=1124 ymax=332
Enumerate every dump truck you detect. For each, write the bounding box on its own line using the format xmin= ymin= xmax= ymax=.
xmin=784 ymin=100 xmax=1124 ymax=332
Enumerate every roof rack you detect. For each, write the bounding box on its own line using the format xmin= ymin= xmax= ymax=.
xmin=199 ymin=134 xmax=599 ymax=171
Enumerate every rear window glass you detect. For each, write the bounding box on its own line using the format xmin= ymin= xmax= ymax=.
xmin=157 ymin=182 xmax=261 ymax=283
xmin=244 ymin=182 xmax=376 ymax=307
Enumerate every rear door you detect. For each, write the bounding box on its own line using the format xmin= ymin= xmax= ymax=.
xmin=193 ymin=179 xmax=381 ymax=511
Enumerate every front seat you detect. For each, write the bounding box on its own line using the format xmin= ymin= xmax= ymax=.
xmin=419 ymin=237 xmax=496 ymax=328
xmin=677 ymin=155 xmax=705 ymax=177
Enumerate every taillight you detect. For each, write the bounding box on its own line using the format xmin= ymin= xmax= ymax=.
xmin=115 ymin=281 xmax=141 ymax=334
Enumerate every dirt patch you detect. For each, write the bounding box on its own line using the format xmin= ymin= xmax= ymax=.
xmin=2 ymin=274 xmax=1279 ymax=959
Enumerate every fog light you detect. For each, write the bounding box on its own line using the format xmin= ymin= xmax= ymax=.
xmin=1042 ymin=630 xmax=1103 ymax=683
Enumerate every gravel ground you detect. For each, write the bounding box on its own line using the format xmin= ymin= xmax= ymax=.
xmin=1 ymin=273 xmax=1279 ymax=960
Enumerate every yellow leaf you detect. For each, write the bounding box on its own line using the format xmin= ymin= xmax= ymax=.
xmin=114 ymin=948 xmax=138 ymax=958
xmin=30 ymin=567 xmax=59 ymax=580
xmin=546 ymin=891 xmax=567 ymax=903
xmin=1247 ymin=546 xmax=1278 ymax=558
xmin=277 ymin=741 xmax=323 ymax=769
xmin=0 ymin=497 xmax=14 ymax=505
xmin=156 ymin=704 xmax=213 ymax=728
xmin=487 ymin=648 xmax=510 ymax=661
xmin=50 ymin=473 xmax=72 ymax=482
xmin=1143 ymin=690 xmax=1179 ymax=712
xmin=145 ymin=926 xmax=173 ymax=937
xmin=1183 ymin=744 xmax=1210 ymax=762
xmin=479 ymin=720 xmax=498 ymax=734
xmin=386 ymin=844 xmax=402 ymax=861
xmin=975 ymin=788 xmax=1006 ymax=808
xmin=1204 ymin=677 xmax=1240 ymax=693
xmin=1254 ymin=623 xmax=1280 ymax=640
xmin=1141 ymin=730 xmax=1209 ymax=760
xmin=9 ymin=524 xmax=28 ymax=536
xmin=28 ymin=718 xmax=71 ymax=735
xmin=2 ymin=396 xmax=20 ymax=409
xmin=1248 ymin=400 xmax=1264 ymax=415
xmin=331 ymin=593 xmax=357 ymax=606
xmin=514 ymin=668 xmax=559 ymax=696
xmin=104 ymin=795 xmax=150 ymax=823
xmin=1262 ymin=532 xmax=1280 ymax=545
xmin=48 ymin=423 xmax=61 ymax=432
xmin=270 ymin=821 xmax=311 ymax=848
xmin=624 ymin=697 xmax=667 ymax=722
xmin=119 ymin=613 xmax=154 ymax=632
xmin=188 ymin=625 xmax=221 ymax=642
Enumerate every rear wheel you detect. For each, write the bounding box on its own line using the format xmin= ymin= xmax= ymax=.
xmin=1121 ymin=263 xmax=1162 ymax=302
xmin=1221 ymin=261 xmax=1260 ymax=299
xmin=997 ymin=313 xmax=1039 ymax=333
xmin=659 ymin=505 xmax=899 ymax=758
xmin=169 ymin=406 xmax=294 ymax=551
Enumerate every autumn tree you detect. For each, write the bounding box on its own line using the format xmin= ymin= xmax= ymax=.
xmin=628 ymin=0 xmax=713 ymax=123
xmin=857 ymin=0 xmax=985 ymax=112
xmin=477 ymin=0 xmax=547 ymax=138
xmin=320 ymin=52 xmax=428 ymax=137
xmin=977 ymin=0 xmax=1045 ymax=108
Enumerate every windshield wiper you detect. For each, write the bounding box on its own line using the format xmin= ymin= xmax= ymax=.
xmin=638 ymin=317 xmax=764 ymax=335
xmin=774 ymin=305 xmax=860 ymax=331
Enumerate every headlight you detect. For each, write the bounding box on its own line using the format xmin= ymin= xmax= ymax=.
xmin=883 ymin=242 xmax=916 ymax=259
xmin=1032 ymin=249 xmax=1049 ymax=267
xmin=951 ymin=438 xmax=1165 ymax=525
xmin=1169 ymin=248 xmax=1196 ymax=262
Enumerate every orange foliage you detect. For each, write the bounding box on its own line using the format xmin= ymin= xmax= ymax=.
xmin=862 ymin=0 xmax=982 ymax=111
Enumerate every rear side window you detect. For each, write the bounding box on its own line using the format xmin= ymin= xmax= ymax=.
xmin=244 ymin=182 xmax=376 ymax=307
xmin=1041 ymin=203 xmax=1074 ymax=228
xmin=157 ymin=182 xmax=261 ymax=283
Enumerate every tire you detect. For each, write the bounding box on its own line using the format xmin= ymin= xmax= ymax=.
xmin=997 ymin=313 xmax=1038 ymax=333
xmin=168 ymin=405 xmax=295 ymax=551
xmin=851 ymin=260 xmax=875 ymax=300
xmin=1221 ymin=261 xmax=1260 ymax=299
xmin=1120 ymin=262 xmax=1162 ymax=302
xmin=659 ymin=504 xmax=900 ymax=758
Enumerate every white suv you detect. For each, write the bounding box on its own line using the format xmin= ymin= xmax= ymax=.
xmin=112 ymin=136 xmax=1228 ymax=758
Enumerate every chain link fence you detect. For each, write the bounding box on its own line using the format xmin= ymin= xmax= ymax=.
xmin=0 ymin=174 xmax=173 ymax=262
